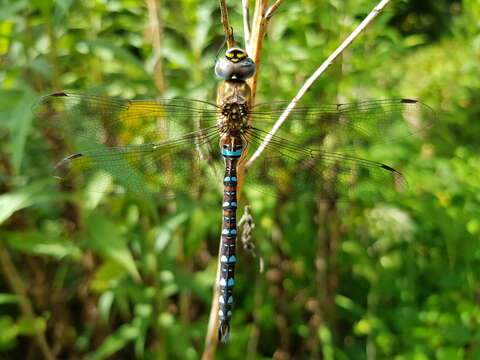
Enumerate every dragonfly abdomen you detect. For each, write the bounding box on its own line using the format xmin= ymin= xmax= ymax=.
xmin=218 ymin=136 xmax=243 ymax=343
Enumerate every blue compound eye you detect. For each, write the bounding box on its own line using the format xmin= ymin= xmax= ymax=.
xmin=215 ymin=48 xmax=256 ymax=80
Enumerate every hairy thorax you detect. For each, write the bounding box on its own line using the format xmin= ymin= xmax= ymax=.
xmin=218 ymin=102 xmax=250 ymax=136
xmin=216 ymin=80 xmax=252 ymax=136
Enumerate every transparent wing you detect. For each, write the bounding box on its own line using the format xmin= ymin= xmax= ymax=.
xmin=243 ymin=129 xmax=405 ymax=202
xmin=36 ymin=92 xmax=220 ymax=144
xmin=249 ymin=98 xmax=434 ymax=151
xmin=53 ymin=127 xmax=223 ymax=197
xmin=36 ymin=93 xmax=223 ymax=197
xmin=243 ymin=99 xmax=434 ymax=201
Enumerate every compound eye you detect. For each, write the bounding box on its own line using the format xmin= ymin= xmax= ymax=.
xmin=236 ymin=60 xmax=255 ymax=80
xmin=215 ymin=48 xmax=256 ymax=80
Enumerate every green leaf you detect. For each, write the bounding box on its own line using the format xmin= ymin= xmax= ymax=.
xmin=9 ymin=89 xmax=35 ymax=175
xmin=98 ymin=291 xmax=114 ymax=324
xmin=91 ymin=261 xmax=127 ymax=293
xmin=85 ymin=212 xmax=140 ymax=282
xmin=318 ymin=325 xmax=334 ymax=360
xmin=335 ymin=294 xmax=365 ymax=316
xmin=17 ymin=316 xmax=47 ymax=335
xmin=85 ymin=323 xmax=139 ymax=360
xmin=0 ymin=182 xmax=48 ymax=225
xmin=0 ymin=293 xmax=22 ymax=305
xmin=4 ymin=231 xmax=81 ymax=259
xmin=153 ymin=211 xmax=189 ymax=253
xmin=0 ymin=0 xmax=28 ymax=22
xmin=0 ymin=316 xmax=18 ymax=346
xmin=86 ymin=39 xmax=147 ymax=75
xmin=192 ymin=4 xmax=214 ymax=52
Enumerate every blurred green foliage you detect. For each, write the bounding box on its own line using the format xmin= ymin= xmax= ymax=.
xmin=1 ymin=0 xmax=480 ymax=359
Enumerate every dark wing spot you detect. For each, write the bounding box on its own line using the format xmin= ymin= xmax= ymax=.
xmin=380 ymin=164 xmax=397 ymax=172
xmin=66 ymin=153 xmax=83 ymax=160
xmin=55 ymin=153 xmax=83 ymax=168
xmin=53 ymin=153 xmax=83 ymax=179
xmin=50 ymin=92 xmax=68 ymax=97
xmin=400 ymin=98 xmax=417 ymax=104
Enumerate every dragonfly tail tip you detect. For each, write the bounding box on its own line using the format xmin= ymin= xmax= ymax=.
xmin=218 ymin=323 xmax=230 ymax=343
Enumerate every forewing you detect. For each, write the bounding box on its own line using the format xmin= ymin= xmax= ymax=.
xmin=36 ymin=93 xmax=223 ymax=197
xmin=243 ymin=99 xmax=434 ymax=202
xmin=36 ymin=92 xmax=219 ymax=144
xmin=249 ymin=99 xmax=434 ymax=151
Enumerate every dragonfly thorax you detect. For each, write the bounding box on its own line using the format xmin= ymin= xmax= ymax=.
xmin=218 ymin=103 xmax=250 ymax=134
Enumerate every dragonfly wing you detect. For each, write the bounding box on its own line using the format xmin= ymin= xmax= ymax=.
xmin=54 ymin=127 xmax=223 ymax=198
xmin=242 ymin=128 xmax=406 ymax=202
xmin=36 ymin=92 xmax=223 ymax=197
xmin=243 ymin=99 xmax=433 ymax=201
xmin=249 ymin=98 xmax=434 ymax=151
xmin=36 ymin=92 xmax=219 ymax=145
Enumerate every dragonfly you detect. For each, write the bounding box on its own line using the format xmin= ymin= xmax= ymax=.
xmin=37 ymin=47 xmax=434 ymax=343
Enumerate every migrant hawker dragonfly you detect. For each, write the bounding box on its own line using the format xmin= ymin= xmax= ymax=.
xmin=38 ymin=47 xmax=434 ymax=342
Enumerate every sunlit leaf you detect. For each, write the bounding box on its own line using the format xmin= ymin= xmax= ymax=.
xmin=86 ymin=39 xmax=147 ymax=75
xmin=4 ymin=231 xmax=82 ymax=259
xmin=9 ymin=89 xmax=35 ymax=175
xmin=98 ymin=291 xmax=115 ymax=324
xmin=0 ymin=0 xmax=27 ymax=22
xmin=0 ymin=294 xmax=22 ymax=305
xmin=85 ymin=212 xmax=141 ymax=282
xmin=0 ymin=182 xmax=48 ymax=225
xmin=85 ymin=323 xmax=139 ymax=360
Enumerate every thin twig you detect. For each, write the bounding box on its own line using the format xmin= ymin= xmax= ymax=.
xmin=202 ymin=245 xmax=221 ymax=359
xmin=146 ymin=0 xmax=166 ymax=93
xmin=246 ymin=0 xmax=269 ymax=105
xmin=219 ymin=0 xmax=235 ymax=48
xmin=245 ymin=0 xmax=392 ymax=169
xmin=242 ymin=0 xmax=251 ymax=48
xmin=0 ymin=243 xmax=55 ymax=360
xmin=264 ymin=0 xmax=284 ymax=21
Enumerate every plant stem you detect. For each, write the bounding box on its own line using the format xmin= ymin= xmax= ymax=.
xmin=219 ymin=0 xmax=235 ymax=48
xmin=146 ymin=0 xmax=166 ymax=94
xmin=0 ymin=242 xmax=55 ymax=360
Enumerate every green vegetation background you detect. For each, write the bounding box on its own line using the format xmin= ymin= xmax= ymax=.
xmin=1 ymin=0 xmax=480 ymax=359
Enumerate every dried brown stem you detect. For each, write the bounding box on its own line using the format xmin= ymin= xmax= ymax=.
xmin=219 ymin=0 xmax=235 ymax=48
xmin=245 ymin=0 xmax=392 ymax=169
xmin=202 ymin=247 xmax=221 ymax=359
xmin=246 ymin=0 xmax=268 ymax=104
xmin=264 ymin=0 xmax=283 ymax=20
xmin=0 ymin=243 xmax=54 ymax=360
xmin=146 ymin=0 xmax=166 ymax=93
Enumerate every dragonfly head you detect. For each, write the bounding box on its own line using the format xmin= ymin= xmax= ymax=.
xmin=215 ymin=48 xmax=256 ymax=81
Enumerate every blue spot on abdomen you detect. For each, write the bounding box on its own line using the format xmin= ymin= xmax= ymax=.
xmin=222 ymin=149 xmax=243 ymax=157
